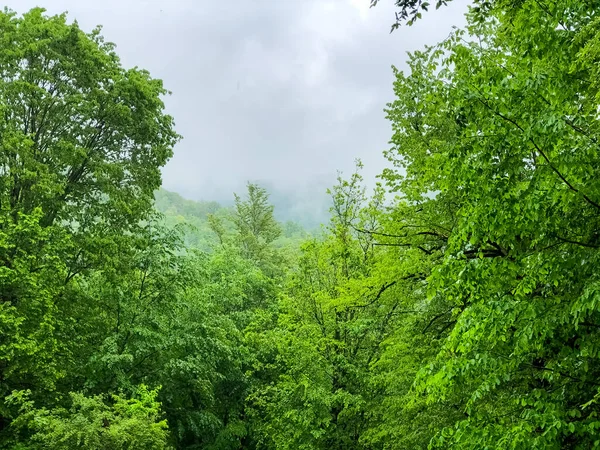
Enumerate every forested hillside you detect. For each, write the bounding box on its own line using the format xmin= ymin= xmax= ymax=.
xmin=154 ymin=188 xmax=310 ymax=252
xmin=2 ymin=1 xmax=600 ymax=449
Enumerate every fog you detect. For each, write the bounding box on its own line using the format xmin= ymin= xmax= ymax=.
xmin=11 ymin=0 xmax=468 ymax=222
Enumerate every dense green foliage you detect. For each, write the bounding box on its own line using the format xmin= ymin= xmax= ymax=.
xmin=2 ymin=2 xmax=600 ymax=448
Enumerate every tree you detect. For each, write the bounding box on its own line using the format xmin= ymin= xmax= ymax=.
xmin=0 ymin=8 xmax=178 ymax=233
xmin=233 ymin=183 xmax=281 ymax=268
xmin=381 ymin=0 xmax=600 ymax=447
xmin=8 ymin=386 xmax=170 ymax=449
xmin=245 ymin=167 xmax=447 ymax=449
xmin=0 ymin=6 xmax=179 ymax=438
xmin=53 ymin=222 xmax=262 ymax=449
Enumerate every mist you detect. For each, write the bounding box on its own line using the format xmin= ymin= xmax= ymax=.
xmin=12 ymin=0 xmax=469 ymax=218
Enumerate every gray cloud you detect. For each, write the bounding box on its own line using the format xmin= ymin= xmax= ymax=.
xmin=11 ymin=0 xmax=469 ymax=205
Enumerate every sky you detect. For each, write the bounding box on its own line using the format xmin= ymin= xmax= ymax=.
xmin=12 ymin=0 xmax=468 ymax=210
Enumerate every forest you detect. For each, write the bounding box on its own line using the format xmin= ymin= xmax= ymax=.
xmin=1 ymin=0 xmax=600 ymax=448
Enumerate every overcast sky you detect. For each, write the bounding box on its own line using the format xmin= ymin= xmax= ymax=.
xmin=12 ymin=0 xmax=468 ymax=204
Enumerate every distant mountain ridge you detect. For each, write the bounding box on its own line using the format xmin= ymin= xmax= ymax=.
xmin=153 ymin=188 xmax=314 ymax=251
xmin=156 ymin=181 xmax=332 ymax=230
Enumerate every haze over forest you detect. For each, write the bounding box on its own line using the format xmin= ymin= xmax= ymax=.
xmin=14 ymin=0 xmax=468 ymax=221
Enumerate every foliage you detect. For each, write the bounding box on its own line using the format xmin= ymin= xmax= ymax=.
xmin=8 ymin=386 xmax=169 ymax=449
xmin=0 ymin=5 xmax=178 ymax=437
xmin=380 ymin=0 xmax=600 ymax=447
xmin=248 ymin=168 xmax=411 ymax=448
xmin=4 ymin=2 xmax=600 ymax=449
xmin=233 ymin=183 xmax=282 ymax=265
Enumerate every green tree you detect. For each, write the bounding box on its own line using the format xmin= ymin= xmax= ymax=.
xmin=245 ymin=168 xmax=441 ymax=449
xmin=56 ymin=224 xmax=256 ymax=449
xmin=0 ymin=6 xmax=178 ymax=438
xmin=8 ymin=386 xmax=169 ymax=449
xmin=381 ymin=0 xmax=600 ymax=447
xmin=233 ymin=183 xmax=282 ymax=269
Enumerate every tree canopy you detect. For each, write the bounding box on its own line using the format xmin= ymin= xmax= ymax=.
xmin=3 ymin=2 xmax=600 ymax=449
